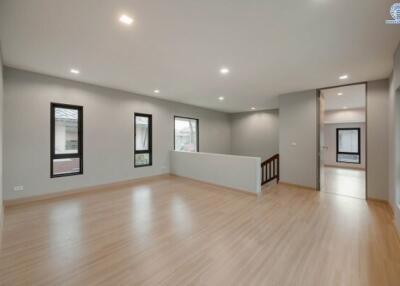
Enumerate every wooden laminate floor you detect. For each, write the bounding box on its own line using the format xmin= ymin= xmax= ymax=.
xmin=1 ymin=176 xmax=400 ymax=286
xmin=322 ymin=167 xmax=366 ymax=200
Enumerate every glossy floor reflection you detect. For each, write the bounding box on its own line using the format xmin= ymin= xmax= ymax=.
xmin=1 ymin=176 xmax=399 ymax=286
xmin=322 ymin=166 xmax=366 ymax=199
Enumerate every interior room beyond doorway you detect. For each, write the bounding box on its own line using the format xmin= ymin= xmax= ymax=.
xmin=320 ymin=83 xmax=366 ymax=199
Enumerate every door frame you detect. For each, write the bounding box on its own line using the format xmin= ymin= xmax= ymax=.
xmin=316 ymin=81 xmax=368 ymax=199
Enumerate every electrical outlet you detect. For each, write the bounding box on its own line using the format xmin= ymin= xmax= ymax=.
xmin=13 ymin=185 xmax=24 ymax=192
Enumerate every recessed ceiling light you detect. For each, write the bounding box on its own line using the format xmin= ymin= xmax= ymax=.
xmin=251 ymin=107 xmax=256 ymax=110
xmin=119 ymin=14 xmax=134 ymax=25
xmin=220 ymin=67 xmax=230 ymax=75
xmin=343 ymin=106 xmax=348 ymax=109
xmin=338 ymin=92 xmax=343 ymax=96
xmin=339 ymin=74 xmax=349 ymax=80
xmin=70 ymin=68 xmax=80 ymax=74
xmin=154 ymin=89 xmax=160 ymax=94
xmin=218 ymin=96 xmax=225 ymax=101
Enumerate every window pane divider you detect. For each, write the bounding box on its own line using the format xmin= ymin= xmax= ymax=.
xmin=53 ymin=153 xmax=81 ymax=159
xmin=135 ymin=150 xmax=150 ymax=154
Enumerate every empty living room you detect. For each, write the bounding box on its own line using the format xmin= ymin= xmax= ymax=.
xmin=1 ymin=1 xmax=400 ymax=285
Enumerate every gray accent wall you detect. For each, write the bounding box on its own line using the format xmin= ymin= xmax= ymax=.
xmin=230 ymin=109 xmax=279 ymax=161
xmin=3 ymin=68 xmax=232 ymax=200
xmin=389 ymin=43 xmax=400 ymax=233
xmin=279 ymin=90 xmax=318 ymax=189
xmin=367 ymin=79 xmax=389 ymax=201
xmin=0 ymin=47 xmax=3 ymax=223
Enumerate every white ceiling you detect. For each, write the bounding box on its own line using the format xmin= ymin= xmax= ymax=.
xmin=322 ymin=84 xmax=366 ymax=110
xmin=0 ymin=0 xmax=399 ymax=113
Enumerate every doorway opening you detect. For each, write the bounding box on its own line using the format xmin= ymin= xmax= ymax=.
xmin=318 ymin=83 xmax=367 ymax=199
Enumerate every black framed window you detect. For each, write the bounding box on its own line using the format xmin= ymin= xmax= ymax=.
xmin=174 ymin=116 xmax=199 ymax=152
xmin=134 ymin=113 xmax=152 ymax=167
xmin=51 ymin=103 xmax=83 ymax=178
xmin=336 ymin=128 xmax=361 ymax=164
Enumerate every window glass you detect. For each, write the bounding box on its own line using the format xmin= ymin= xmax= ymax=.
xmin=55 ymin=108 xmax=78 ymax=154
xmin=135 ymin=116 xmax=149 ymax=151
xmin=135 ymin=153 xmax=150 ymax=166
xmin=337 ymin=154 xmax=359 ymax=164
xmin=53 ymin=158 xmax=81 ymax=176
xmin=338 ymin=129 xmax=359 ymax=153
xmin=174 ymin=117 xmax=198 ymax=152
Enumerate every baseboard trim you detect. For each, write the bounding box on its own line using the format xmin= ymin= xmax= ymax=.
xmin=278 ymin=181 xmax=317 ymax=191
xmin=0 ymin=203 xmax=3 ymax=241
xmin=4 ymin=174 xmax=170 ymax=207
xmin=170 ymin=174 xmax=258 ymax=196
xmin=4 ymin=173 xmax=259 ymax=206
xmin=367 ymin=197 xmax=389 ymax=204
xmin=324 ymin=164 xmax=365 ymax=171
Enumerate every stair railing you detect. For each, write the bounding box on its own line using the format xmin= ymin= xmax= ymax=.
xmin=261 ymin=154 xmax=279 ymax=185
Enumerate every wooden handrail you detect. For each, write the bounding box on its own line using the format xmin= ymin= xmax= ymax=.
xmin=261 ymin=154 xmax=279 ymax=185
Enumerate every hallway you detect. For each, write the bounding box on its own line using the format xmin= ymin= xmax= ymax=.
xmin=322 ymin=167 xmax=366 ymax=199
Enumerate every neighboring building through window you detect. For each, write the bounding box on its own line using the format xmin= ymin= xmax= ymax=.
xmin=134 ymin=113 xmax=152 ymax=167
xmin=174 ymin=116 xmax=199 ymax=152
xmin=336 ymin=128 xmax=360 ymax=164
xmin=51 ymin=103 xmax=83 ymax=177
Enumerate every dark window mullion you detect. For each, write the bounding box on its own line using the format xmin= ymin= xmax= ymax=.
xmin=336 ymin=128 xmax=361 ymax=164
xmin=135 ymin=150 xmax=150 ymax=154
xmin=134 ymin=113 xmax=152 ymax=167
xmin=51 ymin=103 xmax=83 ymax=178
xmin=53 ymin=153 xmax=81 ymax=159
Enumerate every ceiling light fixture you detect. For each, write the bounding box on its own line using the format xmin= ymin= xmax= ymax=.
xmin=338 ymin=92 xmax=343 ymax=96
xmin=339 ymin=74 xmax=349 ymax=80
xmin=343 ymin=106 xmax=348 ymax=109
xmin=119 ymin=14 xmax=134 ymax=25
xmin=251 ymin=107 xmax=256 ymax=110
xmin=218 ymin=96 xmax=225 ymax=101
xmin=70 ymin=68 xmax=80 ymax=74
xmin=220 ymin=67 xmax=230 ymax=75
xmin=154 ymin=89 xmax=160 ymax=94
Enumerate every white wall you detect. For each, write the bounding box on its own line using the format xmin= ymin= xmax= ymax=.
xmin=170 ymin=151 xmax=261 ymax=194
xmin=3 ymin=68 xmax=232 ymax=200
xmin=324 ymin=108 xmax=365 ymax=124
xmin=230 ymin=109 xmax=279 ymax=161
xmin=323 ymin=122 xmax=366 ymax=169
xmin=389 ymin=43 xmax=400 ymax=233
xmin=279 ymin=90 xmax=318 ymax=189
xmin=367 ymin=79 xmax=389 ymax=201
